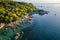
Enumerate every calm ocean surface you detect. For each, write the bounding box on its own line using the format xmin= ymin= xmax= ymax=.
xmin=23 ymin=3 xmax=60 ymax=40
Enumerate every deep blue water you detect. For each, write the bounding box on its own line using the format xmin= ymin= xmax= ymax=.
xmin=23 ymin=3 xmax=60 ymax=40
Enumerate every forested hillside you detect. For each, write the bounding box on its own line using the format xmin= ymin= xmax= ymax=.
xmin=0 ymin=0 xmax=36 ymax=23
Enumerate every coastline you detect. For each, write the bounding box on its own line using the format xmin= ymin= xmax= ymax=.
xmin=0 ymin=13 xmax=33 ymax=40
xmin=0 ymin=0 xmax=36 ymax=40
xmin=0 ymin=8 xmax=48 ymax=40
xmin=0 ymin=13 xmax=32 ymax=29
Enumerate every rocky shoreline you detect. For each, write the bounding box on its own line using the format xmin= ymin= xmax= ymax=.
xmin=0 ymin=9 xmax=48 ymax=40
xmin=0 ymin=9 xmax=48 ymax=29
xmin=0 ymin=13 xmax=32 ymax=29
xmin=0 ymin=13 xmax=32 ymax=40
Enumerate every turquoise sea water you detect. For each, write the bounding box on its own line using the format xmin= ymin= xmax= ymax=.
xmin=23 ymin=3 xmax=60 ymax=40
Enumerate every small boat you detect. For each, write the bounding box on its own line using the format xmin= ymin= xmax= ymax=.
xmin=55 ymin=14 xmax=56 ymax=16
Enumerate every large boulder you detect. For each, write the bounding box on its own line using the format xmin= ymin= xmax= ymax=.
xmin=0 ymin=23 xmax=5 ymax=29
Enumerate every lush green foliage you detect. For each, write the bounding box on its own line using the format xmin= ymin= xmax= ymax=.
xmin=0 ymin=0 xmax=36 ymax=23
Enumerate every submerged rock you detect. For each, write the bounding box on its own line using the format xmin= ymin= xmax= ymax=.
xmin=0 ymin=23 xmax=5 ymax=29
xmin=28 ymin=18 xmax=32 ymax=24
xmin=14 ymin=32 xmax=20 ymax=40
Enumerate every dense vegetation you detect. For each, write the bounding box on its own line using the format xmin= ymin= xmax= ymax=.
xmin=0 ymin=0 xmax=36 ymax=23
xmin=0 ymin=0 xmax=36 ymax=40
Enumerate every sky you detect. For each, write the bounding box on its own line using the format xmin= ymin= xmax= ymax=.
xmin=14 ymin=0 xmax=60 ymax=3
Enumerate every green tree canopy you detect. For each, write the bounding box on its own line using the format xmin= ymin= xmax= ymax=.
xmin=0 ymin=0 xmax=36 ymax=23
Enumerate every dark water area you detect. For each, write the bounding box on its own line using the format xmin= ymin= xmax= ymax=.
xmin=23 ymin=3 xmax=60 ymax=40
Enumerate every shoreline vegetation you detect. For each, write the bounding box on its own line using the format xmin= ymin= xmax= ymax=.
xmin=0 ymin=0 xmax=36 ymax=40
xmin=0 ymin=0 xmax=36 ymax=28
xmin=0 ymin=0 xmax=48 ymax=40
